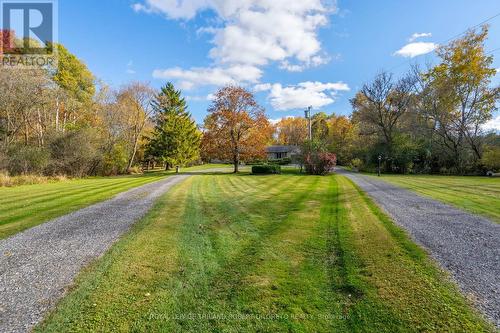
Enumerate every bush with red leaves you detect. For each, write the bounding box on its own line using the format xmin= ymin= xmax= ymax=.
xmin=304 ymin=151 xmax=337 ymax=175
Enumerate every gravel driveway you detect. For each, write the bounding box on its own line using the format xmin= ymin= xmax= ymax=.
xmin=0 ymin=174 xmax=190 ymax=333
xmin=337 ymin=169 xmax=500 ymax=328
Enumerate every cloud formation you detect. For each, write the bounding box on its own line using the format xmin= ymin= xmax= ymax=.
xmin=408 ymin=32 xmax=432 ymax=42
xmin=153 ymin=65 xmax=262 ymax=90
xmin=134 ymin=0 xmax=335 ymax=88
xmin=394 ymin=42 xmax=438 ymax=58
xmin=256 ymin=81 xmax=350 ymax=111
xmin=126 ymin=60 xmax=136 ymax=74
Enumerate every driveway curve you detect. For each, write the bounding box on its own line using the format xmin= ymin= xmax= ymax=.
xmin=337 ymin=169 xmax=500 ymax=328
xmin=0 ymin=174 xmax=190 ymax=333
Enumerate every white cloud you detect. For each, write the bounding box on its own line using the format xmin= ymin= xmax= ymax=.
xmin=132 ymin=3 xmax=148 ymax=12
xmin=278 ymin=56 xmax=330 ymax=72
xmin=394 ymin=42 xmax=438 ymax=58
xmin=265 ymin=81 xmax=350 ymax=111
xmin=279 ymin=61 xmax=305 ymax=72
xmin=206 ymin=3 xmax=331 ymax=68
xmin=132 ymin=0 xmax=208 ymax=19
xmin=253 ymin=83 xmax=272 ymax=92
xmin=135 ymin=0 xmax=335 ymax=88
xmin=496 ymin=68 xmax=500 ymax=74
xmin=126 ymin=60 xmax=136 ymax=75
xmin=185 ymin=94 xmax=215 ymax=101
xmin=483 ymin=115 xmax=500 ymax=132
xmin=408 ymin=32 xmax=432 ymax=42
xmin=152 ymin=65 xmax=262 ymax=90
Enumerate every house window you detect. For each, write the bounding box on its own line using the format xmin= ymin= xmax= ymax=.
xmin=275 ymin=152 xmax=287 ymax=159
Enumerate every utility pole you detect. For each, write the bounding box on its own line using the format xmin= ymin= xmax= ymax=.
xmin=304 ymin=106 xmax=312 ymax=140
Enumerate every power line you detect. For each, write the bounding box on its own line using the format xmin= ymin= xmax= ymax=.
xmin=441 ymin=11 xmax=500 ymax=44
xmin=486 ymin=46 xmax=500 ymax=55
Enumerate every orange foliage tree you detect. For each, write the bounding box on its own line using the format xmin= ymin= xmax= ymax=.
xmin=275 ymin=117 xmax=308 ymax=146
xmin=325 ymin=115 xmax=357 ymax=163
xmin=201 ymin=86 xmax=273 ymax=172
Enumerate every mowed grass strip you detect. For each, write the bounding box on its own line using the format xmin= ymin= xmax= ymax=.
xmin=0 ymin=173 xmax=169 ymax=239
xmin=0 ymin=164 xmax=232 ymax=239
xmin=0 ymin=172 xmax=176 ymax=239
xmin=377 ymin=174 xmax=500 ymax=223
xmin=36 ymin=172 xmax=494 ymax=332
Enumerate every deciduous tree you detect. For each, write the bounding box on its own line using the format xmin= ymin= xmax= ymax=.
xmin=275 ymin=117 xmax=307 ymax=145
xmin=424 ymin=26 xmax=499 ymax=169
xmin=202 ymin=86 xmax=272 ymax=173
xmin=115 ymin=82 xmax=155 ymax=171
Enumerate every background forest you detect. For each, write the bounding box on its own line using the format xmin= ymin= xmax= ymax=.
xmin=1 ymin=26 xmax=499 ymax=182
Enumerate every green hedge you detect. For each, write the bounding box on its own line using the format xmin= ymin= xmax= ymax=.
xmin=252 ymin=165 xmax=281 ymax=174
xmin=268 ymin=157 xmax=292 ymax=165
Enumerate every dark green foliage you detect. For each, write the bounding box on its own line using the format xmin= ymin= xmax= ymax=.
xmin=47 ymin=129 xmax=101 ymax=177
xmin=268 ymin=157 xmax=292 ymax=165
xmin=251 ymin=164 xmax=281 ymax=174
xmin=146 ymin=83 xmax=201 ymax=168
xmin=7 ymin=145 xmax=49 ymax=175
xmin=245 ymin=160 xmax=265 ymax=166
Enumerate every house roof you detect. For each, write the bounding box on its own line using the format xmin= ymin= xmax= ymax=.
xmin=266 ymin=145 xmax=301 ymax=153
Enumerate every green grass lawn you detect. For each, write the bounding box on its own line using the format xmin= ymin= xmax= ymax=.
xmin=0 ymin=164 xmax=231 ymax=239
xmin=36 ymin=171 xmax=494 ymax=332
xmin=376 ymin=174 xmax=500 ymax=223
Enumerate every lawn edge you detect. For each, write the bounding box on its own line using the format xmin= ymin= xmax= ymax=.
xmin=342 ymin=175 xmax=497 ymax=331
xmin=33 ymin=178 xmax=190 ymax=332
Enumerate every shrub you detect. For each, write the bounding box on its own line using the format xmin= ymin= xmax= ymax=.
xmin=301 ymin=140 xmax=337 ymax=175
xmin=101 ymin=143 xmax=129 ymax=176
xmin=0 ymin=171 xmax=68 ymax=187
xmin=47 ymin=129 xmax=101 ymax=177
xmin=350 ymin=158 xmax=363 ymax=171
xmin=127 ymin=166 xmax=143 ymax=175
xmin=7 ymin=145 xmax=49 ymax=175
xmin=304 ymin=152 xmax=337 ymax=175
xmin=0 ymin=150 xmax=7 ymax=170
xmin=252 ymin=164 xmax=281 ymax=174
xmin=481 ymin=147 xmax=500 ymax=172
xmin=268 ymin=157 xmax=292 ymax=165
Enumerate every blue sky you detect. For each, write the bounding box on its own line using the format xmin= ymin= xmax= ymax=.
xmin=58 ymin=0 xmax=500 ymax=126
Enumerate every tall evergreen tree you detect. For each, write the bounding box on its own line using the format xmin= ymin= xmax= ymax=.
xmin=146 ymin=83 xmax=201 ymax=170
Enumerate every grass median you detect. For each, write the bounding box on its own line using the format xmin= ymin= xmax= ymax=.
xmin=376 ymin=174 xmax=500 ymax=223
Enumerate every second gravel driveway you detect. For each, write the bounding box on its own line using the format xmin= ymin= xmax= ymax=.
xmin=337 ymin=169 xmax=500 ymax=328
xmin=0 ymin=174 xmax=190 ymax=333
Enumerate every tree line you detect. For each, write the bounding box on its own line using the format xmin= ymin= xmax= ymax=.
xmin=274 ymin=26 xmax=500 ymax=175
xmin=1 ymin=26 xmax=499 ymax=178
xmin=0 ymin=41 xmax=201 ymax=177
xmin=0 ymin=37 xmax=270 ymax=177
